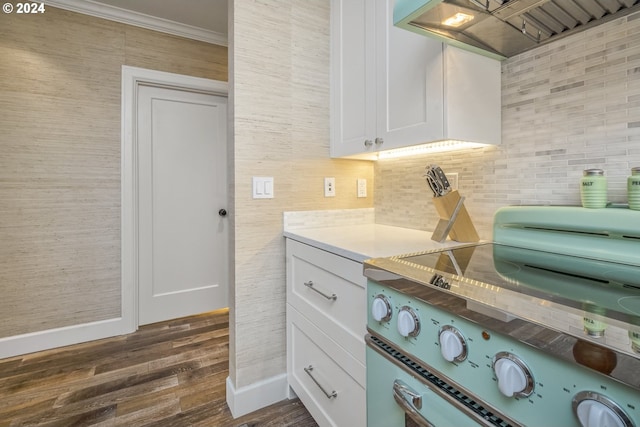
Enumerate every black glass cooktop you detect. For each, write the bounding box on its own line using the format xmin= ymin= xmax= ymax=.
xmin=397 ymin=243 xmax=640 ymax=323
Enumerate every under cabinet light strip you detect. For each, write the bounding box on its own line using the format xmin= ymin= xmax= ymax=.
xmin=377 ymin=141 xmax=488 ymax=159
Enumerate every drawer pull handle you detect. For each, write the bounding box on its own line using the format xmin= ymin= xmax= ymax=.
xmin=304 ymin=365 xmax=337 ymax=399
xmin=303 ymin=281 xmax=337 ymax=301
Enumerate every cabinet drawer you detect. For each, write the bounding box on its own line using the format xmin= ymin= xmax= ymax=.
xmin=287 ymin=305 xmax=366 ymax=427
xmin=286 ymin=239 xmax=366 ymax=363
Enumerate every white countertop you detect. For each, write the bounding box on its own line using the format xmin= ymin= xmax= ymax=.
xmin=284 ymin=224 xmax=461 ymax=262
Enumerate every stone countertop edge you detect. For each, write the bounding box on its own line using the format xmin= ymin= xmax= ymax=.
xmin=284 ymin=223 xmax=462 ymax=263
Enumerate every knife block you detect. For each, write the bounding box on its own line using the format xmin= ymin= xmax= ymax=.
xmin=431 ymin=190 xmax=480 ymax=243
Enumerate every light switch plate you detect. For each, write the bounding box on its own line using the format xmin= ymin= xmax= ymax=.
xmin=253 ymin=177 xmax=274 ymax=199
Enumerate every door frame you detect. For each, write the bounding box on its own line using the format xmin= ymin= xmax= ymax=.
xmin=121 ymin=65 xmax=229 ymax=332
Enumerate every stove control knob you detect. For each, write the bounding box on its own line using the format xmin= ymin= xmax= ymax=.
xmin=492 ymin=352 xmax=534 ymax=398
xmin=438 ymin=325 xmax=467 ymax=362
xmin=397 ymin=306 xmax=420 ymax=337
xmin=371 ymin=294 xmax=392 ymax=322
xmin=573 ymin=391 xmax=633 ymax=427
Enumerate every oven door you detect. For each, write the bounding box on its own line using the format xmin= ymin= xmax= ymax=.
xmin=367 ymin=344 xmax=483 ymax=427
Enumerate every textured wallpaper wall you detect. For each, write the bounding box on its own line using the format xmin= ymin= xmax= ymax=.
xmin=0 ymin=7 xmax=227 ymax=338
xmin=229 ymin=0 xmax=374 ymax=391
xmin=375 ymin=11 xmax=640 ymax=239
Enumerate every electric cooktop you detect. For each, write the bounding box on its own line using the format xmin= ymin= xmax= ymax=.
xmin=399 ymin=243 xmax=640 ymax=324
xmin=364 ymin=206 xmax=640 ymax=376
xmin=365 ymin=206 xmax=640 ymax=425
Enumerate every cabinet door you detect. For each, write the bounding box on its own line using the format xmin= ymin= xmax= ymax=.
xmin=375 ymin=0 xmax=444 ymax=151
xmin=288 ymin=306 xmax=366 ymax=427
xmin=286 ymin=239 xmax=366 ymax=363
xmin=443 ymin=45 xmax=501 ymax=145
xmin=330 ymin=0 xmax=377 ymax=158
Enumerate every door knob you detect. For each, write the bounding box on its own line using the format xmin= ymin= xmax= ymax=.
xmin=218 ymin=209 xmax=227 ymax=217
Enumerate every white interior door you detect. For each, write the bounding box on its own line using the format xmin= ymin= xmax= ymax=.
xmin=137 ymin=84 xmax=228 ymax=325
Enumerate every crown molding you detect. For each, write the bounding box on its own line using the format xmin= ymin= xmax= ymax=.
xmin=44 ymin=0 xmax=228 ymax=46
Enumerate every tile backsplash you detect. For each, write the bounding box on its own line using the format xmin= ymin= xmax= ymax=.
xmin=375 ymin=12 xmax=640 ymax=239
xmin=284 ymin=208 xmax=374 ymax=230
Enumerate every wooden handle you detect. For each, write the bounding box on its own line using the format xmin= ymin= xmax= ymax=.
xmin=431 ymin=191 xmax=480 ymax=243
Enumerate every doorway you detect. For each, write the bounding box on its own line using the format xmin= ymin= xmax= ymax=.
xmin=121 ymin=66 xmax=229 ymax=329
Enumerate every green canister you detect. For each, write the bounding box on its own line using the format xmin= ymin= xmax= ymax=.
xmin=628 ymin=167 xmax=640 ymax=210
xmin=583 ymin=316 xmax=606 ymax=337
xmin=580 ymin=169 xmax=607 ymax=208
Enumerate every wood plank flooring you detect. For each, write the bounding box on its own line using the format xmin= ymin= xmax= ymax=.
xmin=0 ymin=309 xmax=318 ymax=427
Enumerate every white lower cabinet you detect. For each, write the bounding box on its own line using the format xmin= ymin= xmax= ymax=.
xmin=286 ymin=239 xmax=366 ymax=427
xmin=288 ymin=307 xmax=366 ymax=427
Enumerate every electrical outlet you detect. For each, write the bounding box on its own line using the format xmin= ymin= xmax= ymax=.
xmin=448 ymin=173 xmax=459 ymax=191
xmin=357 ymin=178 xmax=367 ymax=198
xmin=324 ymin=177 xmax=336 ymax=197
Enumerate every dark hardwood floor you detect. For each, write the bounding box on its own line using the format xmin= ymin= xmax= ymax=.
xmin=0 ymin=309 xmax=318 ymax=427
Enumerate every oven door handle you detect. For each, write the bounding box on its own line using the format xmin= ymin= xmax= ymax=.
xmin=393 ymin=379 xmax=435 ymax=427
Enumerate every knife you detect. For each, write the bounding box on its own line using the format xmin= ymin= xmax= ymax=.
xmin=424 ymin=165 xmax=452 ymax=197
xmin=432 ymin=165 xmax=451 ymax=195
xmin=425 ymin=170 xmax=440 ymax=197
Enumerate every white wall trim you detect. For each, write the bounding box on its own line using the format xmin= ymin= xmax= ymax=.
xmin=0 ymin=317 xmax=129 ymax=359
xmin=225 ymin=374 xmax=290 ymax=418
xmin=121 ymin=65 xmax=228 ymax=337
xmin=44 ymin=0 xmax=228 ymax=46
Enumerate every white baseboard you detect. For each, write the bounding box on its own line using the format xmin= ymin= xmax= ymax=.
xmin=287 ymin=384 xmax=298 ymax=400
xmin=0 ymin=317 xmax=135 ymax=359
xmin=226 ymin=373 xmax=289 ymax=418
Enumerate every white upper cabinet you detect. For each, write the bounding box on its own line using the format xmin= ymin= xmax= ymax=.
xmin=330 ymin=0 xmax=377 ymax=158
xmin=441 ymin=45 xmax=501 ymax=146
xmin=330 ymin=0 xmax=501 ymax=160
xmin=374 ymin=0 xmax=444 ymax=152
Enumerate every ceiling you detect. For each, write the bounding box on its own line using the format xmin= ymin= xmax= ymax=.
xmin=46 ymin=0 xmax=228 ymax=45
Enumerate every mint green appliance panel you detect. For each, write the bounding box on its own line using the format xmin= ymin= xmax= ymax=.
xmin=393 ymin=0 xmax=507 ymax=60
xmin=367 ymin=345 xmax=482 ymax=427
xmin=367 ymin=279 xmax=640 ymax=427
xmin=493 ymin=206 xmax=640 ymax=266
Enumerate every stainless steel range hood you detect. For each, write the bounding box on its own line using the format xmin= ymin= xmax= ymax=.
xmin=395 ymin=0 xmax=640 ymax=60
